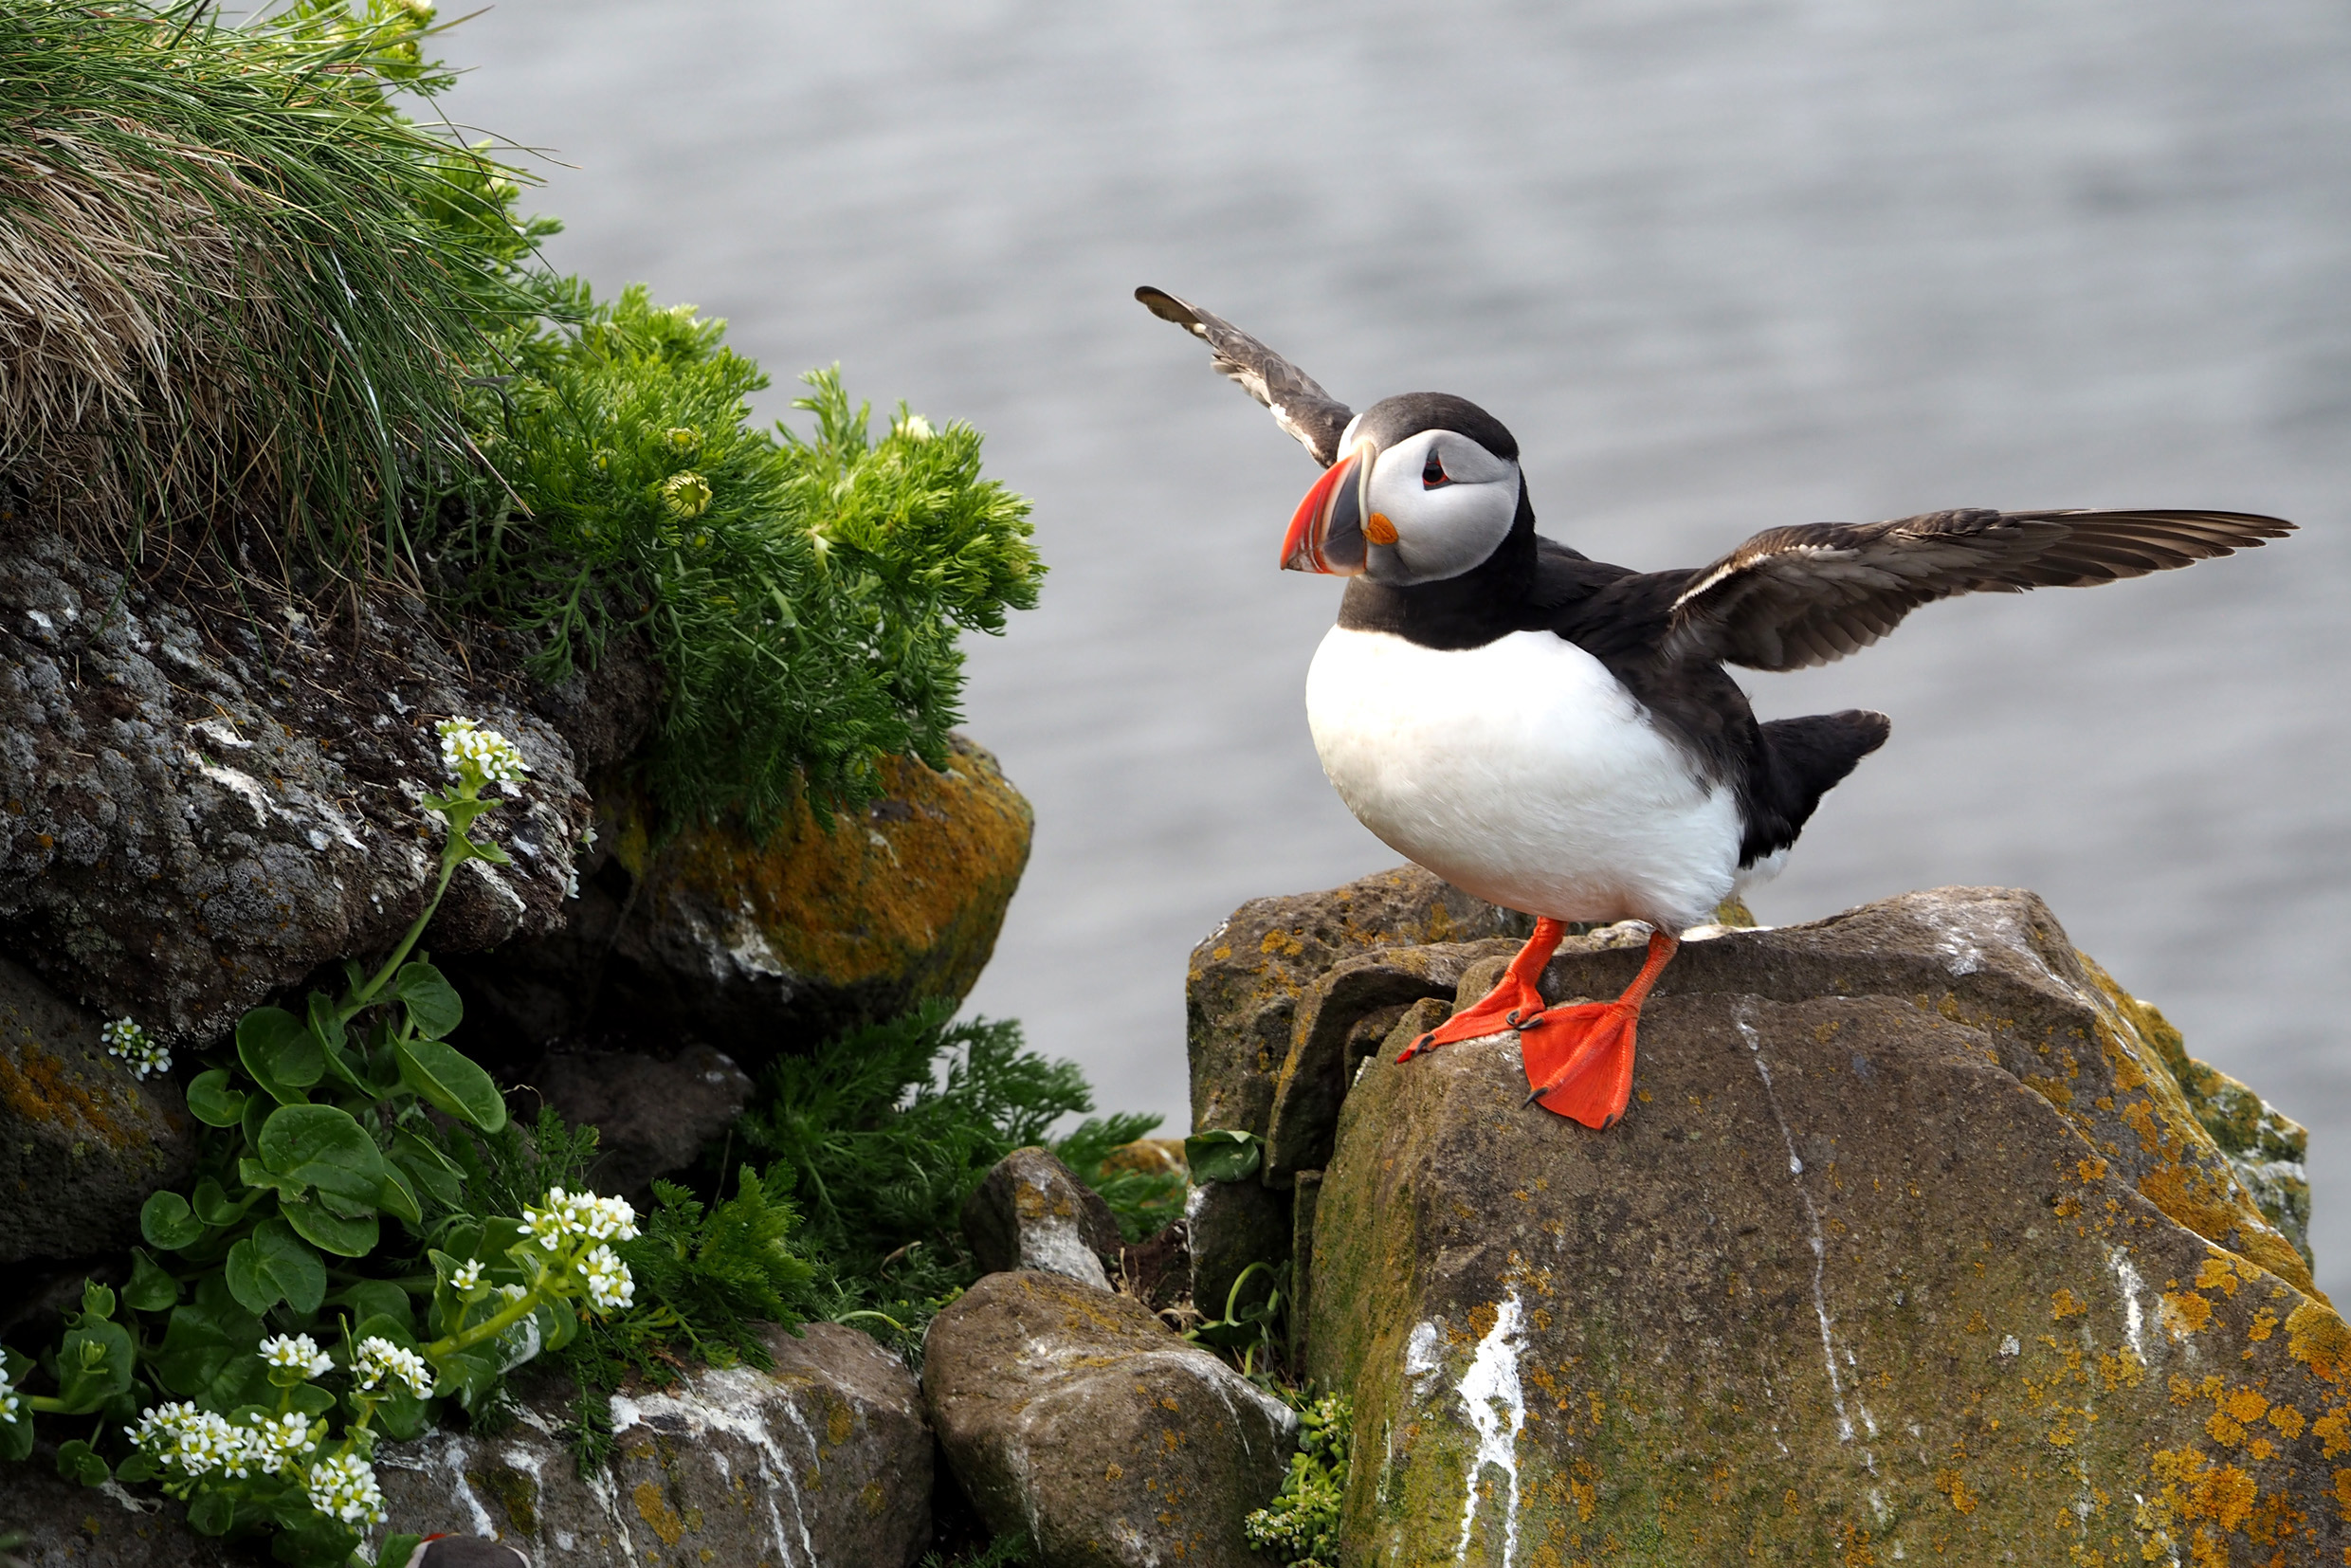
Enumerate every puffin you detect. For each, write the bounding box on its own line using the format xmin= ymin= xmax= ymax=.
xmin=1137 ymin=284 xmax=2292 ymax=1132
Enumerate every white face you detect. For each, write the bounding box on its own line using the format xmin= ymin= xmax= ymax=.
xmin=1358 ymin=428 xmax=1522 ymax=586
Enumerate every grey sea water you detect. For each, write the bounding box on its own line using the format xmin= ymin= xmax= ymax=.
xmin=445 ymin=1 xmax=2351 ymax=1292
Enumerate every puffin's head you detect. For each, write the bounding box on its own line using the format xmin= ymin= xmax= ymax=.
xmin=1281 ymin=392 xmax=1522 ymax=585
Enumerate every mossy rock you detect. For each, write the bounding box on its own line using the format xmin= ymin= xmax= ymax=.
xmin=1303 ymin=887 xmax=2343 ymax=1564
xmin=1186 ymin=866 xmax=1533 ymax=1146
xmin=449 ymin=733 xmax=1030 ymax=1065
xmin=0 ymin=953 xmax=194 ymax=1267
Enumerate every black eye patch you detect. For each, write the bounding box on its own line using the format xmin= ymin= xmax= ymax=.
xmin=1422 ymin=448 xmax=1451 ymax=489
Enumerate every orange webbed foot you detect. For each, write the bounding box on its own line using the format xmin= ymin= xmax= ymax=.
xmin=1519 ymin=1001 xmax=1641 ymax=1129
xmin=1397 ymin=918 xmax=1567 ymax=1062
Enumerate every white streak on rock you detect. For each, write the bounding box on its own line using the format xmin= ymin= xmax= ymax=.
xmin=1740 ymin=1013 xmax=1854 ymax=1443
xmin=2105 ymin=1245 xmax=2148 ymax=1360
xmin=1451 ymin=1291 xmax=1527 ymax=1565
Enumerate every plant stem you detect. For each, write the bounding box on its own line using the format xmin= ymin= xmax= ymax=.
xmin=424 ymin=1272 xmax=556 ymax=1362
xmin=347 ymin=843 xmax=461 ymax=1012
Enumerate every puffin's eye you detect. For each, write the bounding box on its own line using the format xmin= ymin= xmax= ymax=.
xmin=1422 ymin=448 xmax=1450 ymax=489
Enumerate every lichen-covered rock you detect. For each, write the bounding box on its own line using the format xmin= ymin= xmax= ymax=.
xmin=522 ymin=1042 xmax=754 ymax=1199
xmin=0 ymin=524 xmax=600 ymax=1043
xmin=377 ymin=1322 xmax=930 ymax=1567
xmin=923 ymin=1269 xmax=1296 ymax=1567
xmin=1305 ymin=887 xmax=2346 ymax=1564
xmin=0 ymin=954 xmax=195 ymax=1265
xmin=7 ymin=1445 xmax=264 ymax=1566
xmin=1187 ymin=1176 xmax=1289 ymax=1323
xmin=1186 ymin=866 xmax=1532 ymax=1146
xmin=452 ymin=733 xmax=1030 ymax=1064
xmin=961 ymin=1146 xmax=1123 ymax=1288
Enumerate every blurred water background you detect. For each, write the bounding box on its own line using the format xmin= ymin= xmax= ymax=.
xmin=443 ymin=1 xmax=2351 ymax=1293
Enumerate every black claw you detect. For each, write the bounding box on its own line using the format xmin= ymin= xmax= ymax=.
xmin=1403 ymin=1032 xmax=1433 ymax=1060
xmin=1522 ymin=1084 xmax=1552 ymax=1107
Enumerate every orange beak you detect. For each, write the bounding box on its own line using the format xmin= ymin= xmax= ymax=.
xmin=1281 ymin=443 xmax=1374 ymax=574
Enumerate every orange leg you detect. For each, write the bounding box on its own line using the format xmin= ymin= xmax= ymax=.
xmin=1395 ymin=918 xmax=1568 ymax=1062
xmin=1519 ymin=929 xmax=1680 ymax=1130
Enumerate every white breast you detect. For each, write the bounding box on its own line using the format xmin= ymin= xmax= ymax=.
xmin=1304 ymin=626 xmax=1742 ymax=929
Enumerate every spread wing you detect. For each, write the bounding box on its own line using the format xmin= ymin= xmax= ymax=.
xmin=1668 ymin=508 xmax=2293 ymax=672
xmin=1135 ymin=285 xmax=1355 ymax=467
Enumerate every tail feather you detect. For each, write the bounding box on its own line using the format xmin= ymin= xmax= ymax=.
xmin=1740 ymin=709 xmax=1889 ymax=866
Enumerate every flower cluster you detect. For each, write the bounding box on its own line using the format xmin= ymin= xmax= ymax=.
xmin=435 ymin=717 xmax=529 ymax=793
xmin=351 ymin=1337 xmax=433 ymax=1399
xmin=101 ymin=1016 xmax=171 ymax=1080
xmin=0 ymin=1360 xmax=19 ymax=1425
xmin=519 ymin=1187 xmax=640 ymax=1314
xmin=582 ymin=1245 xmax=635 ymax=1311
xmin=261 ymin=1333 xmax=333 ymax=1379
xmin=305 ymin=1451 xmax=387 ymax=1526
xmin=449 ymin=1258 xmax=484 ymax=1292
xmin=127 ymin=1403 xmax=316 ymax=1481
xmin=524 ymin=1188 xmax=640 ymax=1248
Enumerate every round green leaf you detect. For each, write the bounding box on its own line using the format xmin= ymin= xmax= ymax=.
xmin=393 ymin=961 xmax=465 ymax=1040
xmin=185 ymin=1068 xmax=246 ymax=1128
xmin=1184 ymin=1128 xmax=1264 ymax=1185
xmin=191 ymin=1177 xmax=252 ymax=1229
xmin=187 ymin=1486 xmax=236 ymax=1536
xmin=224 ymin=1218 xmax=325 ymax=1318
xmin=238 ymin=1006 xmax=320 ymax=1100
xmin=55 ymin=1438 xmax=111 ymax=1487
xmin=393 ymin=1036 xmax=506 ymax=1131
xmin=258 ymin=1104 xmax=386 ymax=1202
xmin=124 ymin=1247 xmax=179 ymax=1312
xmin=279 ymin=1194 xmax=379 ymax=1258
xmin=139 ymin=1190 xmax=205 ymax=1251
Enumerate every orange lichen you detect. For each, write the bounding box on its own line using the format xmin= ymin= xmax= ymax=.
xmin=2196 ymin=1257 xmax=2243 ymax=1297
xmin=2288 ymin=1302 xmax=2351 ymax=1383
xmin=1933 ymin=1468 xmax=1978 ymax=1514
xmin=0 ymin=1042 xmax=144 ymax=1150
xmin=2148 ymin=1448 xmax=2257 ymax=1534
xmin=2160 ymin=1291 xmax=2214 ymax=1338
xmin=2052 ymin=1287 xmax=2087 ymax=1321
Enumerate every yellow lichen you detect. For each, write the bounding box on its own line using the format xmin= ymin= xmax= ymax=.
xmin=2051 ymin=1287 xmax=2087 ymax=1321
xmin=2287 ymin=1301 xmax=2351 ymax=1383
xmin=2160 ymin=1290 xmax=2213 ymax=1338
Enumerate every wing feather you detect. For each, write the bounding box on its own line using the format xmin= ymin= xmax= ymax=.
xmin=1668 ymin=508 xmax=2292 ymax=671
xmin=1135 ymin=285 xmax=1356 ymax=467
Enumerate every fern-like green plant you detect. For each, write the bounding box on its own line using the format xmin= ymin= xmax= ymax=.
xmin=455 ymin=286 xmax=1042 ymax=823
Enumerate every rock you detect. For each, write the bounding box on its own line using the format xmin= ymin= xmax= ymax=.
xmin=923 ymin=1270 xmax=1296 ymax=1567
xmin=1304 ymin=886 xmax=2348 ymax=1563
xmin=0 ymin=954 xmax=195 ymax=1266
xmin=0 ymin=523 xmax=599 ymax=1043
xmin=7 ymin=1443 xmax=264 ymax=1566
xmin=1187 ymin=1176 xmax=1289 ymax=1322
xmin=451 ymin=734 xmax=1031 ymax=1066
xmin=519 ymin=1042 xmax=754 ymax=1199
xmin=1186 ymin=866 xmax=1531 ymax=1146
xmin=961 ymin=1146 xmax=1123 ymax=1288
xmin=376 ymin=1322 xmax=931 ymax=1568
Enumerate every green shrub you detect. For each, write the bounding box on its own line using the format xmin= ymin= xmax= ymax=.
xmin=734 ymin=1003 xmax=1181 ymax=1348
xmin=452 ymin=287 xmax=1041 ymax=823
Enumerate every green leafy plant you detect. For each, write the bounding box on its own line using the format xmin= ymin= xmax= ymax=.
xmin=451 ymin=287 xmax=1042 ymax=822
xmin=1244 ymin=1391 xmax=1350 ymax=1568
xmin=0 ymin=720 xmax=653 ymax=1566
xmin=734 ymin=1002 xmax=1176 ymax=1346
xmin=1189 ymin=1260 xmax=1289 ymax=1383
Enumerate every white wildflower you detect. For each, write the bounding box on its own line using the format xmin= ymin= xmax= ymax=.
xmin=498 ymin=1283 xmax=528 ymax=1303
xmin=305 ymin=1451 xmax=387 ymax=1526
xmin=260 ymin=1332 xmax=333 ymax=1379
xmin=565 ymin=1190 xmax=639 ymax=1243
xmin=522 ymin=1191 xmax=574 ymax=1250
xmin=435 ymin=717 xmax=529 ymax=793
xmin=239 ymin=1410 xmax=316 ymax=1477
xmin=0 ymin=1360 xmax=17 ymax=1424
xmin=352 ymin=1337 xmax=433 ymax=1400
xmin=101 ymin=1017 xmax=171 ymax=1080
xmin=580 ymin=1245 xmax=634 ymax=1312
xmin=127 ymin=1402 xmax=241 ymax=1478
xmin=449 ymin=1258 xmax=484 ymax=1292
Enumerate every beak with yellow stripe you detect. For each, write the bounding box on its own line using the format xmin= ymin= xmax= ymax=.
xmin=1279 ymin=393 xmax=1525 ymax=588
